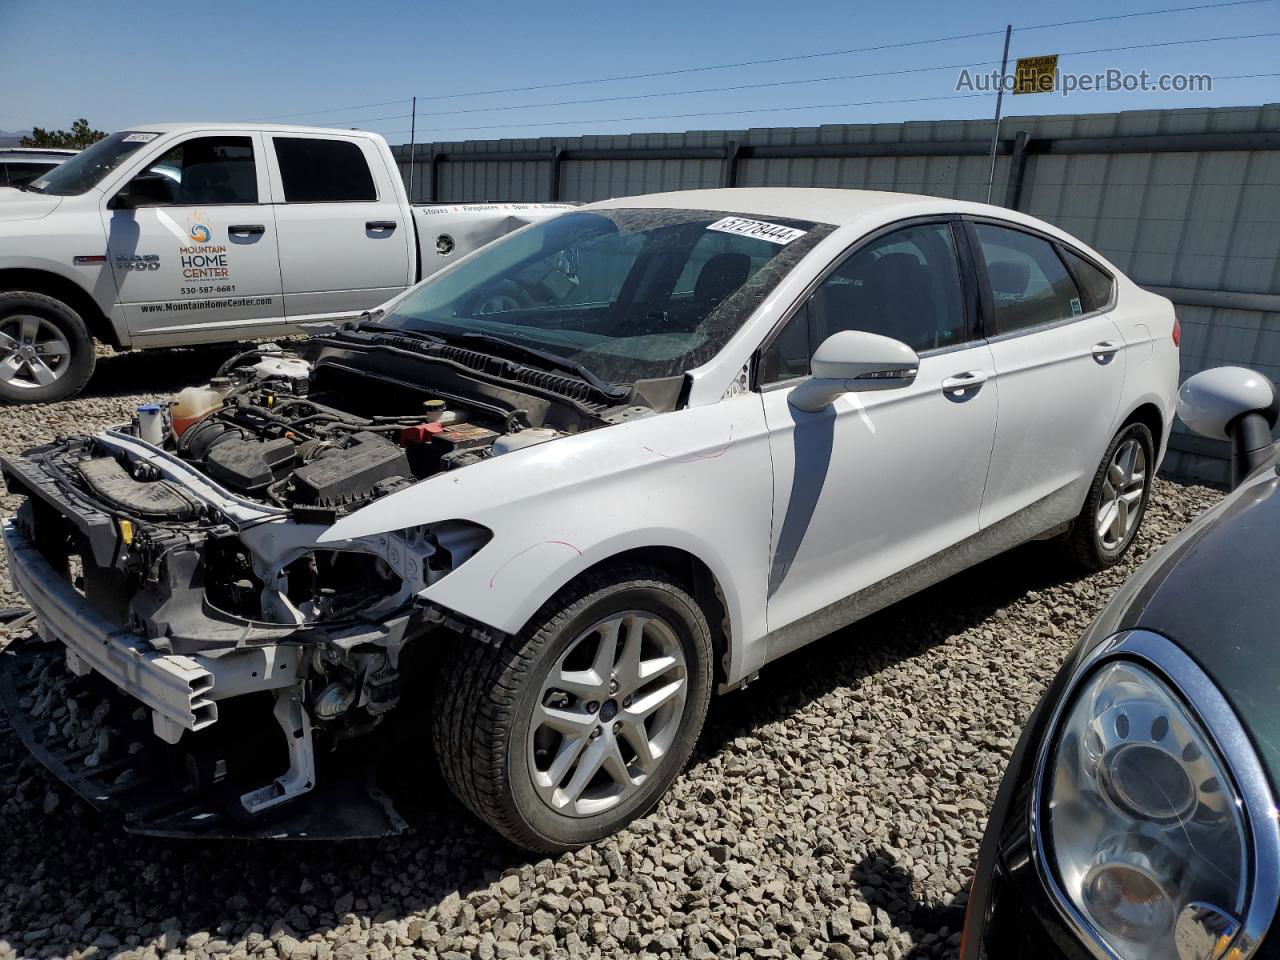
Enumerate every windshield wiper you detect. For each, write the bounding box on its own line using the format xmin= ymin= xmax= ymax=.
xmin=351 ymin=322 xmax=627 ymax=401
xmin=420 ymin=329 xmax=626 ymax=399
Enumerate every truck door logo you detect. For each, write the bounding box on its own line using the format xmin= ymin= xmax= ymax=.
xmin=190 ymin=223 xmax=211 ymax=243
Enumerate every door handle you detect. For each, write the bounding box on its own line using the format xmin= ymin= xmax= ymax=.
xmin=228 ymin=224 xmax=265 ymax=237
xmin=366 ymin=220 xmax=398 ymax=234
xmin=1092 ymin=340 xmax=1121 ymax=363
xmin=941 ymin=370 xmax=989 ymax=400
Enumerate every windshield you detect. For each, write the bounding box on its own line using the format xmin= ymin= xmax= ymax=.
xmin=380 ymin=208 xmax=833 ymax=384
xmin=28 ymin=131 xmax=159 ymax=196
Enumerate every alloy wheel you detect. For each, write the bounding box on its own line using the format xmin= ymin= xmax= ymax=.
xmin=528 ymin=611 xmax=688 ymax=818
xmin=0 ymin=315 xmax=71 ymax=389
xmin=1096 ymin=437 xmax=1147 ymax=551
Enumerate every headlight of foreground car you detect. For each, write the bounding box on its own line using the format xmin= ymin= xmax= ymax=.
xmin=1048 ymin=661 xmax=1246 ymax=957
xmin=1039 ymin=634 xmax=1280 ymax=960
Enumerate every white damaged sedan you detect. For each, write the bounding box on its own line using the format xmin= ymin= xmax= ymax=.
xmin=0 ymin=188 xmax=1179 ymax=850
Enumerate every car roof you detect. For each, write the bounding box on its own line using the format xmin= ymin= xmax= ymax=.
xmin=586 ymin=187 xmax=992 ymax=226
xmin=0 ymin=148 xmax=76 ymax=159
xmin=125 ymin=122 xmax=387 ymax=138
xmin=580 ymin=187 xmax=1116 ymax=267
xmin=584 ymin=186 xmax=1069 ymax=230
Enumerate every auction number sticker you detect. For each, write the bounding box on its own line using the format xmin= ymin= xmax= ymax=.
xmin=707 ymin=216 xmax=807 ymax=245
xmin=123 ymin=132 xmax=160 ymax=143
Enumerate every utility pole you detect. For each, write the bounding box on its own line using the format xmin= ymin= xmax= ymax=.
xmin=407 ymin=96 xmax=417 ymax=203
xmin=985 ymin=25 xmax=1012 ymax=205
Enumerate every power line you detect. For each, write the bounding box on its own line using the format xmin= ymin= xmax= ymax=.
xmin=331 ymin=113 xmax=412 ymax=126
xmin=263 ymin=97 xmax=407 ymax=121
xmin=356 ymin=91 xmax=1280 ymax=140
xmin=406 ymin=0 xmax=1272 ymax=104
xmin=1019 ymin=0 xmax=1270 ymax=32
xmin=416 ymin=92 xmax=991 ymax=135
xmin=407 ymin=29 xmax=1280 ymax=120
xmin=260 ymin=0 xmax=1273 ymax=122
xmin=398 ymin=68 xmax=1280 ymax=137
xmin=351 ymin=31 xmax=1279 ymax=133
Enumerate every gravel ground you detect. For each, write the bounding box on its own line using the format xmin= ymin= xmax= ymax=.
xmin=0 ymin=347 xmax=1222 ymax=960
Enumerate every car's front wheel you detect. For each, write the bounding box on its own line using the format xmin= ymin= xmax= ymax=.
xmin=0 ymin=291 xmax=96 ymax=404
xmin=434 ymin=563 xmax=713 ymax=852
xmin=1063 ymin=421 xmax=1155 ymax=570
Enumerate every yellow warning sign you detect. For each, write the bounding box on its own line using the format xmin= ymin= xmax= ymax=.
xmin=1013 ymin=54 xmax=1059 ymax=94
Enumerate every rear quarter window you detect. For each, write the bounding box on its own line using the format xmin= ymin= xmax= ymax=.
xmin=1063 ymin=248 xmax=1115 ymax=312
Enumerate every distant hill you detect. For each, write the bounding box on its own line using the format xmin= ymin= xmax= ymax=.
xmin=0 ymin=130 xmax=33 ymax=147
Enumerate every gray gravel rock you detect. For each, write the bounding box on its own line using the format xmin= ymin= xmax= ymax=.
xmin=0 ymin=347 xmax=1223 ymax=960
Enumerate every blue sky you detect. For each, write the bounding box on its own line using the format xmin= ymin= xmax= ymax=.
xmin=3 ymin=0 xmax=1278 ymax=144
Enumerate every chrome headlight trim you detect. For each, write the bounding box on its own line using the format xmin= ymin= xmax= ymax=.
xmin=1030 ymin=629 xmax=1280 ymax=960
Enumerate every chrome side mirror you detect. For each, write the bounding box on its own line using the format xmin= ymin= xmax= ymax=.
xmin=788 ymin=330 xmax=919 ymax=413
xmin=1177 ymin=366 xmax=1280 ymax=487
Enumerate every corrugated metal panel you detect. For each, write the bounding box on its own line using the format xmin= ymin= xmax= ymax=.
xmin=388 ymin=103 xmax=1280 ymax=479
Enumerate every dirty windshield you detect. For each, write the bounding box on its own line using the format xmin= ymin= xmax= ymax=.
xmin=27 ymin=131 xmax=158 ymax=196
xmin=380 ymin=208 xmax=833 ymax=384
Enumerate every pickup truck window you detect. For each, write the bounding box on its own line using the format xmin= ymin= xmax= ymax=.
xmin=272 ymin=137 xmax=376 ymax=203
xmin=135 ymin=136 xmax=257 ymax=205
xmin=381 ymin=208 xmax=833 ymax=384
xmin=27 ymin=130 xmax=156 ymax=196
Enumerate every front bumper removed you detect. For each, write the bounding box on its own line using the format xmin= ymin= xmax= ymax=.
xmin=0 ymin=519 xmax=414 ymax=839
xmin=0 ymin=635 xmax=411 ymax=840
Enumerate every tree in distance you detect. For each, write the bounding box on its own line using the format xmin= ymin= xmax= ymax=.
xmin=21 ymin=119 xmax=105 ymax=149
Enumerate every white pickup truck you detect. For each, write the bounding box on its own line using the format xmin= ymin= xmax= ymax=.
xmin=0 ymin=123 xmax=573 ymax=402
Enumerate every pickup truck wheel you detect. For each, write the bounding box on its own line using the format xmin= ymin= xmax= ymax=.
xmin=1063 ymin=422 xmax=1154 ymax=571
xmin=0 ymin=292 xmax=96 ymax=404
xmin=433 ymin=563 xmax=713 ymax=852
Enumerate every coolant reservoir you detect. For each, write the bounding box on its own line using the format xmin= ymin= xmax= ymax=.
xmin=251 ymin=356 xmax=311 ymax=386
xmin=171 ymin=378 xmax=231 ymax=437
xmin=491 ymin=428 xmax=559 ymax=455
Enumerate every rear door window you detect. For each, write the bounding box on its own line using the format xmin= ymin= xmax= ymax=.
xmin=972 ymin=223 xmax=1084 ymax=334
xmin=272 ymin=137 xmax=376 ymax=202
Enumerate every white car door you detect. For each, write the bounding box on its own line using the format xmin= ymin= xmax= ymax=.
xmin=265 ymin=134 xmax=413 ymax=319
xmin=104 ymin=131 xmax=285 ymax=341
xmin=758 ymin=219 xmax=998 ymax=651
xmin=966 ymin=220 xmax=1127 ymax=529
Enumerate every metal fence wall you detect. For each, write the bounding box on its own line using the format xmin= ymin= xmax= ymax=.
xmin=391 ymin=103 xmax=1280 ymax=483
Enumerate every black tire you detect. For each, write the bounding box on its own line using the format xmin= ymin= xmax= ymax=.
xmin=433 ymin=562 xmax=714 ymax=852
xmin=0 ymin=291 xmax=96 ymax=404
xmin=1063 ymin=421 xmax=1155 ymax=571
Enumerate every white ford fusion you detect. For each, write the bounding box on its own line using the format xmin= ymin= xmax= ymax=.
xmin=0 ymin=188 xmax=1179 ymax=850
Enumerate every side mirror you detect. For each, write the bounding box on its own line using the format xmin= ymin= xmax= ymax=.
xmin=1177 ymin=366 xmax=1280 ymax=487
xmin=109 ymin=173 xmax=174 ymax=209
xmin=787 ymin=330 xmax=919 ymax=413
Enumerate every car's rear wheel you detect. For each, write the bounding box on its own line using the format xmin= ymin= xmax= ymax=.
xmin=0 ymin=291 xmax=96 ymax=404
xmin=433 ymin=563 xmax=713 ymax=852
xmin=1064 ymin=421 xmax=1155 ymax=570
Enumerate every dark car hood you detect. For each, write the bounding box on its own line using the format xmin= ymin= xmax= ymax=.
xmin=1113 ymin=463 xmax=1280 ymax=789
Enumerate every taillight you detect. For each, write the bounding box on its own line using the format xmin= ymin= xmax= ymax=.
xmin=1172 ymin=315 xmax=1182 ymax=348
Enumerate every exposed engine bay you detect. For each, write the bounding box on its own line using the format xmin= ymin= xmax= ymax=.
xmin=0 ymin=327 xmax=671 ymax=834
xmin=131 ymin=341 xmax=606 ymax=520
